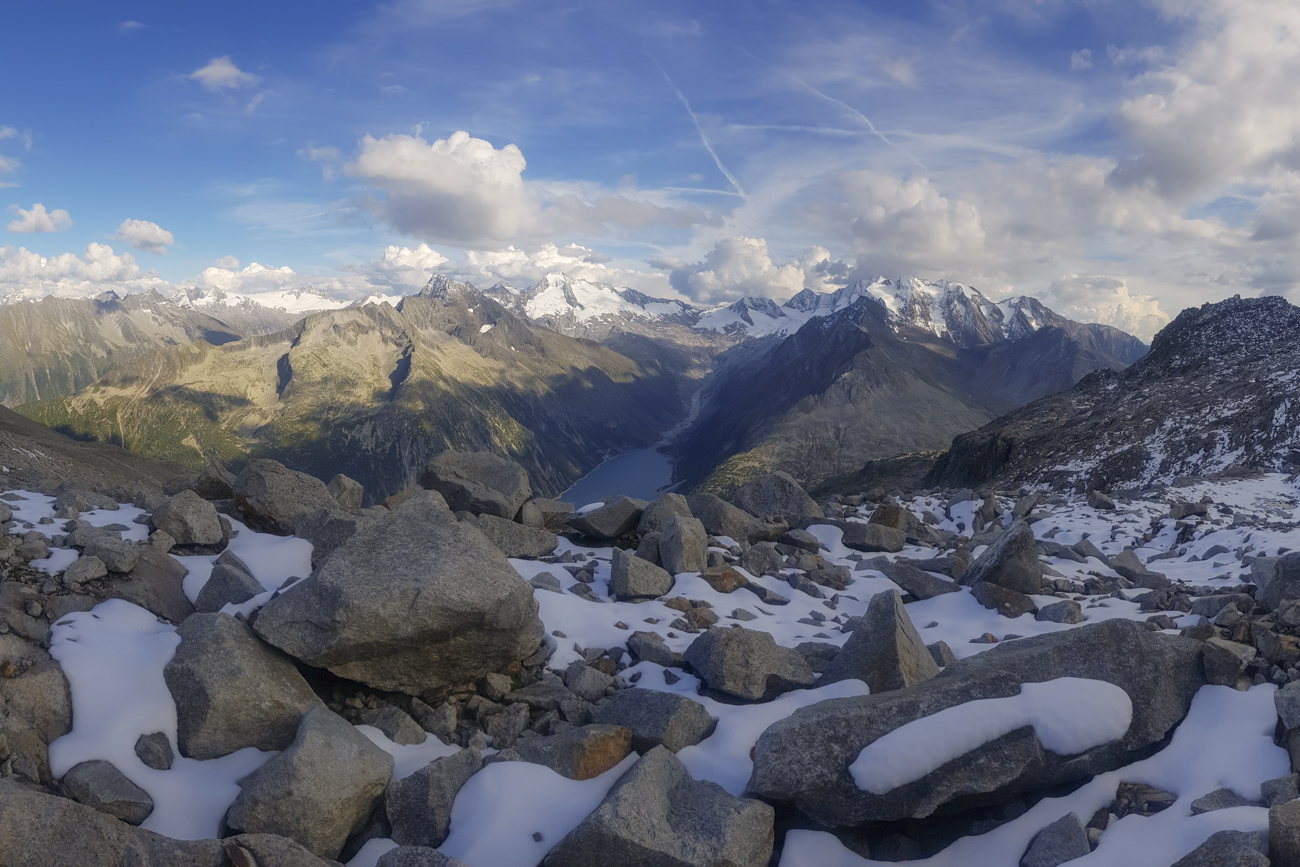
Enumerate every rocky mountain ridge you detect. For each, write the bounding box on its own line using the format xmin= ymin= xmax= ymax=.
xmin=926 ymin=294 xmax=1300 ymax=492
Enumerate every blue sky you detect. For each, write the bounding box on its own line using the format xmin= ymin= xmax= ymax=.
xmin=3 ymin=0 xmax=1299 ymax=337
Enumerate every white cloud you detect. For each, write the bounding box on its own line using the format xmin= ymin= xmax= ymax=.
xmin=450 ymin=242 xmax=667 ymax=294
xmin=0 ymin=243 xmax=165 ymax=300
xmin=6 ymin=203 xmax=72 ymax=233
xmin=189 ymin=56 xmax=261 ymax=92
xmin=213 ymin=255 xmax=240 ymax=269
xmin=0 ymin=126 xmax=31 ymax=150
xmin=118 ymin=20 xmax=144 ymax=33
xmin=1043 ymin=275 xmax=1170 ymax=340
xmin=658 ymin=236 xmax=830 ymax=304
xmin=366 ymin=243 xmax=449 ymax=288
xmin=344 ymin=130 xmax=710 ymax=247
xmin=1070 ymin=49 xmax=1092 ymax=71
xmin=113 ymin=219 xmax=175 ymax=254
xmin=884 ymin=58 xmax=915 ymax=85
xmin=298 ymin=144 xmax=342 ymax=180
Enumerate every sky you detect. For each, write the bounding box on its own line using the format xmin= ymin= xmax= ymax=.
xmin=3 ymin=0 xmax=1299 ymax=338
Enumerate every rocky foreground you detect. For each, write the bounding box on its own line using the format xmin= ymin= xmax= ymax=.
xmin=2 ymin=454 xmax=1300 ymax=866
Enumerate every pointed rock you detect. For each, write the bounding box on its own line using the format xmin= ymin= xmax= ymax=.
xmin=823 ymin=590 xmax=939 ymax=692
xmin=959 ymin=520 xmax=1043 ymax=594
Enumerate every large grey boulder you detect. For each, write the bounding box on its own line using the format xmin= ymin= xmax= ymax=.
xmin=731 ymin=472 xmax=823 ymax=524
xmin=62 ymin=555 xmax=108 ymax=588
xmin=1173 ymin=830 xmax=1268 ymax=867
xmin=683 ymin=627 xmax=815 ymax=701
xmin=226 ymin=706 xmax=394 ymax=860
xmin=840 ymin=523 xmax=905 ymax=554
xmin=660 ymin=515 xmax=708 ymax=575
xmin=149 ymin=490 xmax=225 ymax=550
xmin=82 ymin=535 xmax=140 ymax=573
xmin=865 ymin=557 xmax=959 ymax=600
xmin=378 ymin=849 xmax=469 ymax=867
xmin=959 ymin=520 xmax=1043 ymax=595
xmin=327 ymin=474 xmax=364 ymax=511
xmin=749 ymin=619 xmax=1206 ymax=826
xmin=164 ymin=613 xmax=324 ymax=760
xmin=1019 ymin=812 xmax=1089 ymax=867
xmin=386 ymin=748 xmax=482 ymax=849
xmin=610 ymin=546 xmax=675 ymax=600
xmin=638 ymin=493 xmax=693 ymax=535
xmin=59 ymin=760 xmax=153 ymax=825
xmin=252 ymin=492 xmax=543 ymax=699
xmin=687 ymin=492 xmax=774 ymax=544
xmin=566 ymin=496 xmax=644 ymax=540
xmin=471 ymin=513 xmax=557 ymax=559
xmin=233 ymin=459 xmax=338 ymax=535
xmin=822 ymin=590 xmax=939 ymax=692
xmin=0 ymin=644 xmax=71 ymax=787
xmin=544 ymin=746 xmax=774 ymax=867
xmin=418 ymin=450 xmax=531 ymax=519
xmin=294 ymin=507 xmax=386 ymax=570
xmin=193 ymin=563 xmax=264 ymax=613
xmin=507 ymin=724 xmax=632 ymax=781
xmin=106 ymin=547 xmax=194 ymax=623
xmin=1259 ymin=553 xmax=1300 ymax=611
xmin=591 ymin=688 xmax=716 ymax=753
xmin=0 ymin=778 xmax=338 ymax=867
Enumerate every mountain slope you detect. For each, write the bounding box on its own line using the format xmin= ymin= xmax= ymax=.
xmin=19 ymin=278 xmax=685 ymax=500
xmin=0 ymin=291 xmax=242 ymax=407
xmin=676 ymin=294 xmax=1147 ymax=494
xmin=927 ymin=294 xmax=1300 ymax=491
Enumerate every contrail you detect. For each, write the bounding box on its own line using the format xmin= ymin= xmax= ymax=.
xmin=796 ymin=78 xmax=928 ymax=171
xmin=649 ymin=55 xmax=747 ymax=199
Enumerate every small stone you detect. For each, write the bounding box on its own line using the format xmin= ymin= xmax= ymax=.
xmin=59 ymin=760 xmax=154 ymax=825
xmin=1190 ymin=788 xmax=1255 ymax=814
xmin=358 ymin=705 xmax=427 ymax=746
xmin=133 ymin=732 xmax=174 ymax=771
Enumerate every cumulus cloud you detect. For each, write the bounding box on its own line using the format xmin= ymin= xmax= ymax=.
xmin=363 ymin=243 xmax=449 ymax=288
xmin=113 ymin=219 xmax=175 ymax=254
xmin=213 ymin=255 xmax=240 ymax=269
xmin=449 ymin=242 xmax=666 ymax=293
xmin=0 ymin=243 xmax=166 ymax=300
xmin=190 ymin=56 xmax=260 ymax=92
xmin=344 ymin=130 xmax=710 ymax=247
xmin=655 ymin=237 xmax=842 ymax=304
xmin=1043 ymin=275 xmax=1170 ymax=340
xmin=1111 ymin=0 xmax=1300 ymax=200
xmin=6 ymin=203 xmax=72 ymax=233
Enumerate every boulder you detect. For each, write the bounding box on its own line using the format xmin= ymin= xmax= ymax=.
xmin=1273 ymin=801 xmax=1300 ymax=867
xmin=545 ymin=746 xmax=774 ymax=867
xmin=959 ymin=520 xmax=1043 ymax=594
xmin=1190 ymin=788 xmax=1255 ymax=814
xmin=59 ymin=760 xmax=153 ymax=825
xmin=971 ymin=581 xmax=1039 ymax=618
xmin=749 ymin=619 xmax=1206 ymax=826
xmin=528 ymin=498 xmax=575 ymax=532
xmin=386 ymin=747 xmax=482 ymax=848
xmin=0 ymin=777 xmax=339 ymax=867
xmin=193 ymin=564 xmax=264 ymax=613
xmin=687 ymin=492 xmax=774 ymax=544
xmin=193 ymin=463 xmax=236 ymax=500
xmin=731 ymin=472 xmax=823 ymax=525
xmin=358 ymin=706 xmax=426 ymax=746
xmin=252 ymin=492 xmax=543 ymax=699
xmin=507 ymin=724 xmax=632 ymax=780
xmin=106 ymin=548 xmax=194 ymax=624
xmin=865 ymin=557 xmax=959 ymax=600
xmin=82 ymin=536 xmax=140 ymax=573
xmin=164 ymin=613 xmax=325 ymax=760
xmin=417 ymin=450 xmax=531 ymax=519
xmin=566 ymin=497 xmax=644 ymax=540
xmin=1203 ymin=637 xmax=1256 ymax=688
xmin=0 ymin=648 xmax=71 ymax=786
xmin=378 ymin=847 xmax=469 ymax=867
xmin=683 ymin=627 xmax=815 ymax=701
xmin=660 ymin=515 xmax=708 ymax=575
xmin=868 ymin=504 xmax=909 ymax=530
xmin=471 ymin=513 xmax=557 ymax=559
xmin=591 ymin=688 xmax=716 ymax=753
xmin=1259 ymin=553 xmax=1300 ymax=611
xmin=627 ymin=631 xmax=676 ymax=668
xmin=134 ymin=732 xmax=173 ymax=771
xmin=1020 ymin=812 xmax=1089 ymax=867
xmin=700 ymin=565 xmax=748 ymax=594
xmin=1174 ymin=830 xmax=1268 ymax=867
xmin=822 ymin=590 xmax=939 ymax=692
xmin=1169 ymin=502 xmax=1209 ymax=520
xmin=233 ymin=459 xmax=338 ymax=535
xmin=840 ymin=523 xmax=905 ymax=554
xmin=226 ymin=706 xmax=394 ymax=859
xmin=62 ymin=555 xmax=107 ymax=588
xmin=294 ymin=508 xmax=385 ymax=570
xmin=1035 ymin=600 xmax=1083 ymax=624
xmin=1087 ymin=490 xmax=1116 ymax=511
xmin=609 ymin=548 xmax=674 ymax=601
xmin=327 ymin=474 xmax=364 ymax=511
xmin=564 ymin=662 xmax=614 ymax=704
xmin=149 ymin=490 xmax=225 ymax=550
xmin=637 ymin=494 xmax=693 ymax=535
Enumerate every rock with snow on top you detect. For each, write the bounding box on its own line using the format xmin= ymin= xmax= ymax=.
xmin=566 ymin=496 xmax=645 ymax=540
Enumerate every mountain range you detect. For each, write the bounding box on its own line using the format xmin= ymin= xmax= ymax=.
xmin=2 ymin=271 xmax=1150 ymax=498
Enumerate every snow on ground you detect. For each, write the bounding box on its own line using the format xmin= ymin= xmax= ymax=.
xmin=9 ymin=472 xmax=1300 ymax=865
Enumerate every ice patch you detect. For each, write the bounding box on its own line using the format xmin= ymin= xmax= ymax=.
xmin=850 ymin=678 xmax=1133 ymax=794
